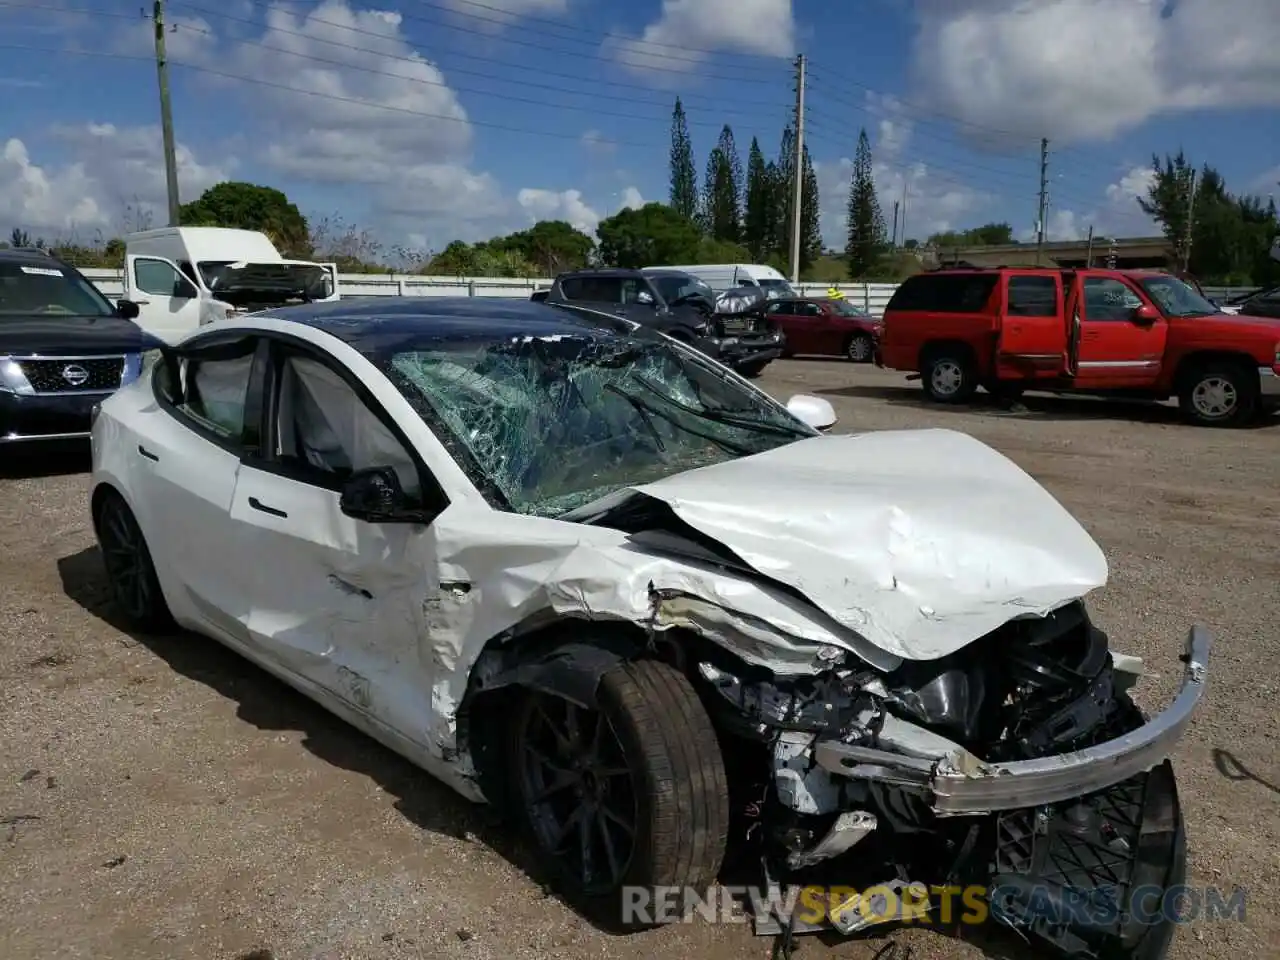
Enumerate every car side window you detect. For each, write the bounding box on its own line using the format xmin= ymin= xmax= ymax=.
xmin=559 ymin=276 xmax=622 ymax=303
xmin=135 ymin=259 xmax=198 ymax=299
xmin=766 ymin=301 xmax=790 ymax=315
xmin=155 ymin=337 xmax=257 ymax=444
xmin=272 ymin=347 xmax=422 ymax=499
xmin=803 ymin=302 xmax=822 ymax=316
xmin=1007 ymin=276 xmax=1059 ymax=317
xmin=886 ymin=274 xmax=997 ymax=312
xmin=1083 ymin=277 xmax=1143 ymax=322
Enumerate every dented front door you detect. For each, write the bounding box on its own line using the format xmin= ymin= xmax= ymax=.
xmin=226 ymin=340 xmax=443 ymax=751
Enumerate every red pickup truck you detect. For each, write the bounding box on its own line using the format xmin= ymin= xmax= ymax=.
xmin=876 ymin=266 xmax=1280 ymax=426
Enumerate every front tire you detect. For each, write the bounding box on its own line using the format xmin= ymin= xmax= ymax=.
xmin=921 ymin=348 xmax=978 ymax=403
xmin=1178 ymin=361 xmax=1257 ymax=427
xmin=93 ymin=490 xmax=173 ymax=632
xmin=508 ymin=657 xmax=729 ymax=929
xmin=737 ymin=359 xmax=769 ymax=378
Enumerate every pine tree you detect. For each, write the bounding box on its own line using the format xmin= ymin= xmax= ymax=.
xmin=800 ymin=145 xmax=821 ymax=271
xmin=771 ymin=124 xmax=797 ymax=262
xmin=743 ymin=137 xmax=772 ymax=261
xmin=701 ymin=125 xmax=742 ymax=243
xmin=668 ymin=98 xmax=697 ymax=220
xmin=845 ymin=128 xmax=886 ymax=278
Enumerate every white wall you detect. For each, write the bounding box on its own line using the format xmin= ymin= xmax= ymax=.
xmin=79 ymin=268 xmax=1258 ymax=319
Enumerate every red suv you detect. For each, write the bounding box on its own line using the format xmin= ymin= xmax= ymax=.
xmin=877 ymin=266 xmax=1280 ymax=426
xmin=765 ymin=297 xmax=882 ymax=362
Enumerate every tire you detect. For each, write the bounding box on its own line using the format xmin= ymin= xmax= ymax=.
xmin=921 ymin=347 xmax=978 ymax=403
xmin=507 ymin=657 xmax=729 ymax=929
xmin=1178 ymin=361 xmax=1258 ymax=427
xmin=845 ymin=333 xmax=874 ymax=363
xmin=93 ymin=489 xmax=173 ymax=632
xmin=737 ymin=359 xmax=769 ymax=378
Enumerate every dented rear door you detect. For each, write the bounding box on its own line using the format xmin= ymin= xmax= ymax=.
xmin=995 ymin=271 xmax=1067 ymax=380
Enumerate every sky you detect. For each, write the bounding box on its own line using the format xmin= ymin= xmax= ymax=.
xmin=1 ymin=0 xmax=1277 ymax=256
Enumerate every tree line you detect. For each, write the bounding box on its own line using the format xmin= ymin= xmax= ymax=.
xmin=5 ymin=139 xmax=1276 ymax=286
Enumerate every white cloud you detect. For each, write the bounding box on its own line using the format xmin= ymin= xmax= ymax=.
xmin=814 ymin=155 xmax=990 ymax=249
xmin=606 ymin=0 xmax=796 ymax=77
xmin=912 ymin=0 xmax=1280 ymax=144
xmin=618 ymin=186 xmax=645 ymax=210
xmin=0 ymin=126 xmax=233 ymax=238
xmin=1024 ymin=165 xmax=1161 ymax=241
xmin=516 ymin=188 xmax=601 ymax=234
xmin=110 ymin=11 xmax=217 ymax=61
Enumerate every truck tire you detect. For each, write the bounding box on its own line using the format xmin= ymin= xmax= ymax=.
xmin=921 ymin=347 xmax=978 ymax=403
xmin=507 ymin=657 xmax=729 ymax=929
xmin=1178 ymin=360 xmax=1258 ymax=427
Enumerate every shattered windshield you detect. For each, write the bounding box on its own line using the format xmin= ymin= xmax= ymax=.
xmin=759 ymin=278 xmax=797 ymax=299
xmin=1139 ymin=276 xmax=1219 ymax=318
xmin=375 ymin=333 xmax=815 ymax=517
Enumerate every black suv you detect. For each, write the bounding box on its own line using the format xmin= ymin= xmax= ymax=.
xmin=0 ymin=248 xmax=161 ymax=445
xmin=539 ymin=267 xmax=785 ymax=376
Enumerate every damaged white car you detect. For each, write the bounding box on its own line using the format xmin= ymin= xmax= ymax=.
xmin=88 ymin=297 xmax=1208 ymax=960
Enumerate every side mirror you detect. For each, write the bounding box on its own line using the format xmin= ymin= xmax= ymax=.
xmin=786 ymin=394 xmax=837 ymax=432
xmin=117 ymin=299 xmax=141 ymax=320
xmin=1132 ymin=303 xmax=1159 ymax=324
xmin=340 ymin=466 xmax=438 ymax=523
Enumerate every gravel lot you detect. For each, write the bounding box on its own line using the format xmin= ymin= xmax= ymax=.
xmin=2 ymin=359 xmax=1277 ymax=960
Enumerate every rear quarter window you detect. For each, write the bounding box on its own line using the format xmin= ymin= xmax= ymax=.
xmin=886 ymin=274 xmax=998 ymax=313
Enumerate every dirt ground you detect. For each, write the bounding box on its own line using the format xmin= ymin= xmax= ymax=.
xmin=1 ymin=359 xmax=1277 ymax=960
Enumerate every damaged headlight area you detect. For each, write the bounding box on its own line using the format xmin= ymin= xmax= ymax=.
xmin=690 ymin=601 xmax=1207 ymax=958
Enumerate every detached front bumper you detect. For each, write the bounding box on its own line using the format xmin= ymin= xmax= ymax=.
xmin=815 ymin=626 xmax=1210 ymax=816
xmin=698 ymin=329 xmax=786 ymax=369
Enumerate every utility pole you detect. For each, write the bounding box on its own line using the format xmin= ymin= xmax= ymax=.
xmin=1035 ymin=137 xmax=1049 ymax=265
xmin=1180 ymin=168 xmax=1197 ymax=275
xmin=789 ymin=54 xmax=806 ymax=284
xmin=1085 ymin=225 xmax=1094 ymax=268
xmin=153 ymin=0 xmax=181 ymax=226
xmin=891 ymin=200 xmax=900 ymax=249
xmin=900 ymin=180 xmax=908 ymax=246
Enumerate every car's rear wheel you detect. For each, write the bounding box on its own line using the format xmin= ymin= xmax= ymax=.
xmin=921 ymin=347 xmax=978 ymax=403
xmin=845 ymin=332 xmax=874 ymax=363
xmin=93 ymin=489 xmax=172 ymax=631
xmin=1178 ymin=361 xmax=1257 ymax=427
xmin=508 ymin=657 xmax=729 ymax=929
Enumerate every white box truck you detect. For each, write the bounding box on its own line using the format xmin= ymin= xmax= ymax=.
xmin=644 ymin=263 xmax=798 ymax=299
xmin=121 ymin=227 xmax=339 ymax=343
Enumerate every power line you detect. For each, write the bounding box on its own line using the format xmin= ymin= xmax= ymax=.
xmin=164 ymin=2 xmax=788 ymax=126
xmin=0 ymin=42 xmax=671 ymax=148
xmin=249 ymin=0 xmax=784 ymax=85
xmin=412 ymin=0 xmax=783 ymax=64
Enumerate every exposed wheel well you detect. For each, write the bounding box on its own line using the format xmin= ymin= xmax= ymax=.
xmin=1172 ymin=351 xmax=1259 ymax=393
xmin=89 ymin=482 xmax=122 ymax=528
xmin=458 ymin=619 xmax=739 ymax=806
xmin=919 ymin=339 xmax=978 ymax=370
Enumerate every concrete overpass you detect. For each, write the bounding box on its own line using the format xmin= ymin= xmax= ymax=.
xmin=931 ymin=236 xmax=1171 ymax=269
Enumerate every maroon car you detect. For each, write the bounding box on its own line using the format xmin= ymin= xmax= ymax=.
xmin=765 ymin=297 xmax=883 ymax=362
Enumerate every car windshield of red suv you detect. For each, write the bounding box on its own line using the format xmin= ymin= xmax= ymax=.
xmin=1139 ymin=275 xmax=1221 ymax=318
xmin=828 ymin=299 xmax=871 ymax=317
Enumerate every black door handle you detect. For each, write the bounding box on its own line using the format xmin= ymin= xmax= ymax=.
xmin=248 ymin=496 xmax=288 ymax=518
xmin=137 ymin=444 xmax=159 ymax=462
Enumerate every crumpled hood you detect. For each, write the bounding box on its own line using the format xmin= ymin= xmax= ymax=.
xmin=573 ymin=429 xmax=1108 ymax=661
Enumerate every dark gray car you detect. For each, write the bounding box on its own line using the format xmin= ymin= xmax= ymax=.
xmin=538 ymin=267 xmax=785 ymax=377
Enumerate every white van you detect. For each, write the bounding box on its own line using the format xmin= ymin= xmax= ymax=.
xmin=646 ymin=263 xmax=798 ymax=299
xmin=122 ymin=227 xmax=339 ymax=343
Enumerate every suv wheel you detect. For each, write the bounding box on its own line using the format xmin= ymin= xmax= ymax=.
xmin=922 ymin=348 xmax=978 ymax=403
xmin=1179 ymin=361 xmax=1257 ymax=427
